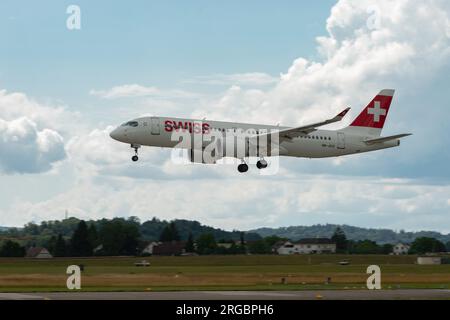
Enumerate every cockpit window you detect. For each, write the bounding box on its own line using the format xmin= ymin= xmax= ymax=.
xmin=121 ymin=121 xmax=139 ymax=127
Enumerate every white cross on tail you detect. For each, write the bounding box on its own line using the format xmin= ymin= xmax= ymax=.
xmin=367 ymin=101 xmax=386 ymax=122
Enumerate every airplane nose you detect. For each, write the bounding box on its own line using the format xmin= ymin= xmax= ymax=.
xmin=110 ymin=128 xmax=121 ymax=141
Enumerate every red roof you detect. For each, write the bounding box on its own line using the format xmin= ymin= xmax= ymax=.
xmin=152 ymin=241 xmax=186 ymax=255
xmin=26 ymin=247 xmax=51 ymax=258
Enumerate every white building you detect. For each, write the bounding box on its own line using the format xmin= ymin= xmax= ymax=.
xmin=277 ymin=239 xmax=336 ymax=255
xmin=417 ymin=256 xmax=441 ymax=265
xmin=392 ymin=243 xmax=410 ymax=255
xmin=217 ymin=243 xmax=233 ymax=249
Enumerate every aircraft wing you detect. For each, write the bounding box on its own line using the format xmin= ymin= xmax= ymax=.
xmin=363 ymin=133 xmax=412 ymax=145
xmin=258 ymin=107 xmax=350 ymax=142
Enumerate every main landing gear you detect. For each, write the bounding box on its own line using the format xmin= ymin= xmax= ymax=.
xmin=237 ymin=162 xmax=249 ymax=173
xmin=256 ymin=159 xmax=268 ymax=169
xmin=131 ymin=144 xmax=141 ymax=162
xmin=237 ymin=158 xmax=268 ymax=173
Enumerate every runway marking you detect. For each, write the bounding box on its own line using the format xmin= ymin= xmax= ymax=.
xmin=0 ymin=290 xmax=449 ymax=300
xmin=0 ymin=293 xmax=45 ymax=300
xmin=206 ymin=291 xmax=298 ymax=297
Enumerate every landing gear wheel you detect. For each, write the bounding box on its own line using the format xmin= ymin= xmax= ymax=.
xmin=256 ymin=159 xmax=268 ymax=169
xmin=237 ymin=163 xmax=249 ymax=173
xmin=131 ymin=144 xmax=141 ymax=162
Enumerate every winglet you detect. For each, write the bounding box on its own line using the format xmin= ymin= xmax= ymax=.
xmin=335 ymin=107 xmax=351 ymax=120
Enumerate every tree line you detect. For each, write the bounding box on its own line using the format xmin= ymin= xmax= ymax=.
xmin=0 ymin=221 xmax=449 ymax=257
xmin=253 ymin=223 xmax=450 ymax=245
xmin=331 ymin=227 xmax=448 ymax=254
xmin=0 ymin=218 xmax=140 ymax=257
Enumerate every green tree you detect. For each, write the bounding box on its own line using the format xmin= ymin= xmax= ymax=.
xmin=0 ymin=240 xmax=25 ymax=257
xmin=240 ymin=232 xmax=245 ymax=246
xmin=88 ymin=224 xmax=98 ymax=249
xmin=248 ymin=240 xmax=271 ymax=254
xmin=350 ymin=240 xmax=381 ymax=254
xmin=196 ymin=233 xmax=217 ymax=255
xmin=381 ymin=243 xmax=394 ymax=255
xmin=159 ymin=222 xmax=180 ymax=242
xmin=331 ymin=227 xmax=348 ymax=253
xmin=446 ymin=241 xmax=450 ymax=252
xmin=54 ymin=234 xmax=67 ymax=257
xmin=47 ymin=235 xmax=57 ymax=255
xmin=185 ymin=232 xmax=195 ymax=252
xmin=263 ymin=235 xmax=287 ymax=247
xmin=23 ymin=222 xmax=40 ymax=235
xmin=409 ymin=237 xmax=446 ymax=254
xmin=70 ymin=220 xmax=93 ymax=257
xmin=98 ymin=218 xmax=140 ymax=256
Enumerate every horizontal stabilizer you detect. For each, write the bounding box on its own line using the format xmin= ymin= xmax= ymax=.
xmin=363 ymin=133 xmax=412 ymax=145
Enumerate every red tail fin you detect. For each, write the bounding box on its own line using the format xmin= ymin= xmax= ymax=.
xmin=350 ymin=89 xmax=394 ymax=129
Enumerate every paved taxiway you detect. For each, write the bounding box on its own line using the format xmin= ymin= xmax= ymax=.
xmin=0 ymin=290 xmax=449 ymax=300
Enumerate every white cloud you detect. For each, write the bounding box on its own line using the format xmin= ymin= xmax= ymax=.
xmin=90 ymin=84 xmax=200 ymax=100
xmin=192 ymin=0 xmax=450 ymax=128
xmin=0 ymin=90 xmax=79 ymax=134
xmin=0 ymin=117 xmax=65 ymax=174
xmin=2 ymin=175 xmax=449 ymax=232
xmin=185 ymin=72 xmax=278 ymax=86
xmin=0 ymin=90 xmax=75 ymax=174
xmin=67 ymin=126 xmax=129 ymax=168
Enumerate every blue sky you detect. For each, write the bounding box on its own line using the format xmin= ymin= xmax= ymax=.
xmin=1 ymin=1 xmax=332 ymax=102
xmin=1 ymin=0 xmax=449 ymax=232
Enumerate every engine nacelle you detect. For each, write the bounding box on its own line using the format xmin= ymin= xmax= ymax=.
xmin=219 ymin=135 xmax=278 ymax=158
xmin=188 ymin=142 xmax=223 ymax=164
xmin=187 ymin=132 xmax=282 ymax=163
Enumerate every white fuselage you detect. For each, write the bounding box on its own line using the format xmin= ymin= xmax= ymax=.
xmin=110 ymin=116 xmax=400 ymax=159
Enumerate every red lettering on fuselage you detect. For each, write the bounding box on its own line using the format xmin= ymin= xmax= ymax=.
xmin=164 ymin=120 xmax=210 ymax=134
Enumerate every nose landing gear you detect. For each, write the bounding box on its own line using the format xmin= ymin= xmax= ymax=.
xmin=131 ymin=144 xmax=141 ymax=162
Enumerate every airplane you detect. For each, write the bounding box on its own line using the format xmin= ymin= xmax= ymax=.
xmin=110 ymin=89 xmax=411 ymax=173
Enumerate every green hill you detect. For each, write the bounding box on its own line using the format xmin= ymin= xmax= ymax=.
xmin=2 ymin=219 xmax=449 ymax=246
xmin=0 ymin=217 xmax=262 ymax=246
xmin=250 ymin=224 xmax=450 ymax=244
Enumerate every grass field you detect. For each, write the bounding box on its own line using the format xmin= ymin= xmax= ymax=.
xmin=0 ymin=254 xmax=449 ymax=292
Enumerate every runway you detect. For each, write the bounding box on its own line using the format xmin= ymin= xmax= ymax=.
xmin=0 ymin=289 xmax=449 ymax=300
